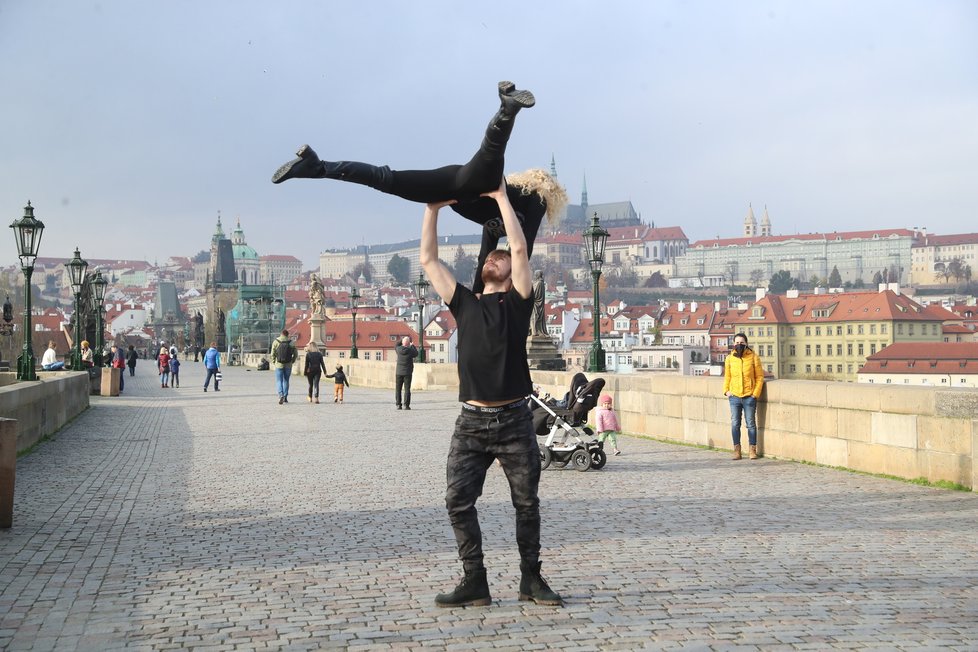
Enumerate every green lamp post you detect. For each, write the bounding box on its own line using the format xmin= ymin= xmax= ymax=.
xmin=64 ymin=248 xmax=89 ymax=371
xmin=10 ymin=201 xmax=45 ymax=381
xmin=414 ymin=271 xmax=430 ymax=363
xmin=90 ymin=269 xmax=107 ymax=367
xmin=349 ymin=286 xmax=360 ymax=359
xmin=582 ymin=212 xmax=609 ymax=373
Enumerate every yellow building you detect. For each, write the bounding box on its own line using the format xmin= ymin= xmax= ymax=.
xmin=732 ymin=288 xmax=944 ymax=382
xmin=910 ymin=232 xmax=978 ymax=285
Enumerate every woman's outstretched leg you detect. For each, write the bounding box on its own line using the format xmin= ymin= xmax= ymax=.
xmin=271 ymin=81 xmax=534 ymax=204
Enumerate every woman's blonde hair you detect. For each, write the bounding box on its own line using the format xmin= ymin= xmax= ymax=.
xmin=306 ymin=341 xmax=319 ymax=353
xmin=81 ymin=340 xmax=89 ymax=348
xmin=505 ymin=168 xmax=568 ymax=225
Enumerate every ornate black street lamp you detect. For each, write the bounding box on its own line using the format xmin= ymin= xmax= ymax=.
xmin=90 ymin=269 xmax=107 ymax=367
xmin=582 ymin=212 xmax=609 ymax=373
xmin=349 ymin=286 xmax=360 ymax=359
xmin=414 ymin=271 xmax=430 ymax=363
xmin=10 ymin=201 xmax=45 ymax=380
xmin=65 ymin=248 xmax=89 ymax=371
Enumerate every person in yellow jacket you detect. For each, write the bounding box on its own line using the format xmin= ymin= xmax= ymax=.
xmin=723 ymin=332 xmax=764 ymax=460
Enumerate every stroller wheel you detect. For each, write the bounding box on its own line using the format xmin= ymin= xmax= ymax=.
xmin=590 ymin=448 xmax=607 ymax=470
xmin=572 ymin=449 xmax=592 ymax=471
xmin=539 ymin=446 xmax=552 ymax=470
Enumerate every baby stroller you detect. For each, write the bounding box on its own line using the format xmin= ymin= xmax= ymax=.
xmin=529 ymin=373 xmax=607 ymax=471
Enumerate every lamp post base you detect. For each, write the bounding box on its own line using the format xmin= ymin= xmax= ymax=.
xmin=586 ymin=342 xmax=606 ymax=373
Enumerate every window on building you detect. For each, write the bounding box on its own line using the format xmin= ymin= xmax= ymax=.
xmin=805 ymin=344 xmax=811 ymax=356
xmin=897 ymin=323 xmax=904 ymax=334
xmin=767 ymin=345 xmax=773 ymax=357
xmin=836 ymin=365 xmax=842 ymax=373
xmin=858 ymin=344 xmax=864 ymax=355
xmin=827 ymin=346 xmax=833 ymax=357
xmin=789 ymin=364 xmax=796 ymax=372
xmin=805 ymin=326 xmax=811 ymax=336
xmin=908 ymin=324 xmax=915 ymax=336
xmin=857 ymin=324 xmax=864 ymax=335
xmin=805 ymin=364 xmax=812 ymax=373
xmin=837 ymin=344 xmax=842 ymax=355
xmin=789 ymin=327 xmax=796 ymax=336
xmin=847 ymin=325 xmax=853 ymax=335
xmin=766 ymin=364 xmax=773 ymax=373
xmin=339 ymin=352 xmax=346 ymax=358
xmin=767 ymin=327 xmax=773 ymax=337
xmin=816 ymin=364 xmax=822 ymax=373
xmin=847 ymin=344 xmax=853 ymax=355
xmin=870 ymin=343 xmax=876 ymax=354
xmin=815 ymin=326 xmax=821 ymax=336
xmin=870 ymin=324 xmax=876 ymax=334
xmin=789 ymin=345 xmax=796 ymax=356
xmin=836 ymin=326 xmax=843 ymax=336
xmin=848 ymin=364 xmax=853 ymax=373
xmin=881 ymin=324 xmax=888 ymax=334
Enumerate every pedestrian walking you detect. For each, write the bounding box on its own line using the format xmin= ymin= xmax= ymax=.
xmin=169 ymin=355 xmax=181 ymax=388
xmin=325 ymin=364 xmax=350 ymax=403
xmin=158 ymin=346 xmax=171 ymax=388
xmin=271 ymin=329 xmax=297 ymax=404
xmin=303 ymin=341 xmax=327 ymax=403
xmin=126 ymin=345 xmax=138 ymax=376
xmin=595 ymin=394 xmax=622 ymax=456
xmin=203 ymin=341 xmax=221 ymax=392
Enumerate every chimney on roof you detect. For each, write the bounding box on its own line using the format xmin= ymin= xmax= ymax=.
xmin=814 ymin=286 xmax=825 ymax=295
xmin=677 ymin=301 xmax=685 ymax=312
xmin=690 ymin=301 xmax=698 ymax=312
xmin=714 ymin=301 xmax=721 ymax=310
xmin=756 ymin=288 xmax=766 ymax=301
xmin=786 ymin=289 xmax=799 ymax=299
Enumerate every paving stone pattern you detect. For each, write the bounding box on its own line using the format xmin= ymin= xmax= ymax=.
xmin=2 ymin=363 xmax=978 ymax=650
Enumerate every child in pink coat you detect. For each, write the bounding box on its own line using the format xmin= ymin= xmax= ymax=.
xmin=595 ymin=394 xmax=622 ymax=456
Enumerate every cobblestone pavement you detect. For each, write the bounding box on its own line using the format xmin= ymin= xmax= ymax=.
xmin=2 ymin=363 xmax=978 ymax=651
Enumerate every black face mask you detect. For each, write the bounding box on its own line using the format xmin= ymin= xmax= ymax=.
xmin=734 ymin=343 xmax=747 ymax=357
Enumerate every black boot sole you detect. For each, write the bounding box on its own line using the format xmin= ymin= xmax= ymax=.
xmin=271 ymin=144 xmax=318 ymax=184
xmin=518 ymin=592 xmax=563 ymax=606
xmin=434 ymin=596 xmax=492 ymax=607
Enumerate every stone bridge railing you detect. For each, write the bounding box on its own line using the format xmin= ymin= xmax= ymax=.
xmin=329 ymin=358 xmax=978 ymax=491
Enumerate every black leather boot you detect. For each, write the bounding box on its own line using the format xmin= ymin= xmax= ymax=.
xmin=272 ymin=145 xmax=394 ymax=191
xmin=519 ymin=561 xmax=563 ymax=606
xmin=480 ymin=82 xmax=536 ymax=158
xmin=435 ymin=568 xmax=491 ymax=607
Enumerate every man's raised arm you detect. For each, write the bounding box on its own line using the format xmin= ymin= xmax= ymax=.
xmin=419 ymin=200 xmax=458 ymax=305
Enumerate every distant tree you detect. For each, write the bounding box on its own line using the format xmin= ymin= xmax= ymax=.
xmin=768 ymin=270 xmax=794 ymax=294
xmin=749 ymin=269 xmax=766 ymax=287
xmin=644 ymin=271 xmax=668 ymax=288
xmin=946 ymin=257 xmax=965 ymax=283
xmin=853 ymin=277 xmax=865 ymax=289
xmin=351 ymin=262 xmax=374 ymax=283
xmin=871 ymin=271 xmax=884 ymax=285
xmin=191 ymin=250 xmax=210 ymax=264
xmin=888 ymin=264 xmax=902 ymax=284
xmin=387 ymin=254 xmax=410 ymax=285
xmin=828 ymin=265 xmax=842 ymax=287
xmin=809 ymin=275 xmax=821 ymax=288
xmin=453 ymin=246 xmax=477 ymax=286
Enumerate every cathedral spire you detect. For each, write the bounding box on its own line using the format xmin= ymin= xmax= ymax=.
xmin=550 ymin=154 xmax=557 ymax=178
xmin=581 ymin=172 xmax=589 ymax=213
xmin=744 ymin=203 xmax=757 ymax=238
xmin=761 ymin=205 xmax=772 ymax=237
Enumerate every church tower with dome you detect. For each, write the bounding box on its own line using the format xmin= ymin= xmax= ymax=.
xmin=230 ymin=218 xmax=261 ymax=284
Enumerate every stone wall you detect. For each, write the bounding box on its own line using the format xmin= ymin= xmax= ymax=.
xmin=0 ymin=371 xmax=91 ymax=452
xmin=303 ymin=359 xmax=978 ymax=491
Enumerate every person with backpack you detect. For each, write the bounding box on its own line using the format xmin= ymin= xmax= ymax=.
xmin=158 ymin=345 xmax=171 ymax=388
xmin=271 ymin=329 xmax=297 ymax=404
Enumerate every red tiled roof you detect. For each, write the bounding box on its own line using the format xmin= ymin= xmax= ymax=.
xmin=860 ymin=342 xmax=978 ymax=374
xmin=735 ymin=290 xmax=938 ymax=325
xmin=916 ymin=233 xmax=978 ymax=247
xmin=645 ymin=226 xmax=688 ymax=241
xmin=569 ymin=318 xmax=614 ymax=342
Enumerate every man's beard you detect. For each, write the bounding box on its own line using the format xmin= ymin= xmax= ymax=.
xmin=481 ymin=265 xmax=509 ymax=286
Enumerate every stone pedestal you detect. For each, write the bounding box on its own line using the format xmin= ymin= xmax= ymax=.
xmin=100 ymin=367 xmax=121 ymax=396
xmin=309 ymin=315 xmax=326 ymax=347
xmin=527 ymin=335 xmax=565 ymax=371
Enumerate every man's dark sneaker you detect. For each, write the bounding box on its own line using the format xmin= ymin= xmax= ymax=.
xmin=271 ymin=144 xmax=324 ymax=184
xmin=278 ymin=396 xmax=284 ymax=405
xmin=435 ymin=568 xmax=491 ymax=607
xmin=404 ymin=406 xmax=411 ymax=410
xmin=519 ymin=561 xmax=563 ymax=606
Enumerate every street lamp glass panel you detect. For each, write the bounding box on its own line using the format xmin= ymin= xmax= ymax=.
xmin=414 ymin=272 xmax=430 ymax=302
xmin=350 ymin=287 xmax=361 ymax=311
xmin=91 ymin=270 xmax=107 ymax=308
xmin=582 ymin=212 xmax=609 ymax=273
xmin=10 ymin=201 xmax=46 ymax=265
xmin=65 ymin=248 xmax=89 ymax=291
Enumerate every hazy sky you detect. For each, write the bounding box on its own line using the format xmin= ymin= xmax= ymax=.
xmin=2 ymin=1 xmax=976 ymax=271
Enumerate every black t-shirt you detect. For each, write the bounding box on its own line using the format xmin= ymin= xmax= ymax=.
xmin=448 ymin=283 xmax=533 ymax=403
